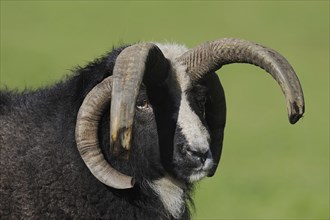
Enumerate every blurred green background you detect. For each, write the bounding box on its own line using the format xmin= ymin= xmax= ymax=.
xmin=1 ymin=1 xmax=329 ymax=219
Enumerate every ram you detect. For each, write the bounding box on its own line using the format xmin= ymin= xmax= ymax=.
xmin=0 ymin=38 xmax=305 ymax=219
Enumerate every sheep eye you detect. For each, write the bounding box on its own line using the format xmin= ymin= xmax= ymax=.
xmin=137 ymin=100 xmax=150 ymax=109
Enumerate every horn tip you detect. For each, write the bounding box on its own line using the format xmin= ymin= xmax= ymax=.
xmin=110 ymin=127 xmax=132 ymax=160
xmin=288 ymin=100 xmax=305 ymax=124
xmin=119 ymin=126 xmax=133 ymax=151
xmin=289 ymin=113 xmax=304 ymax=124
xmin=131 ymin=177 xmax=136 ymax=187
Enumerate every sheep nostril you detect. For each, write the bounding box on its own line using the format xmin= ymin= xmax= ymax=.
xmin=200 ymin=156 xmax=206 ymax=164
xmin=178 ymin=143 xmax=187 ymax=154
xmin=200 ymin=150 xmax=211 ymax=164
xmin=187 ymin=148 xmax=210 ymax=164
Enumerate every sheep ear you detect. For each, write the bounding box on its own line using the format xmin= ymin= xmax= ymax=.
xmin=203 ymin=73 xmax=226 ymax=177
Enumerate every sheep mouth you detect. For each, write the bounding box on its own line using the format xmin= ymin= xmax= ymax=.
xmin=189 ymin=167 xmax=212 ymax=182
xmin=187 ymin=157 xmax=214 ymax=183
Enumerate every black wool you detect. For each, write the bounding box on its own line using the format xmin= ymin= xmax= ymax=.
xmin=0 ymin=46 xmax=192 ymax=220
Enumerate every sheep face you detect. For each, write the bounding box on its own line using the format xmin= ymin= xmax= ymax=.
xmin=133 ymin=80 xmax=215 ymax=184
xmin=76 ymin=39 xmax=305 ymax=190
xmin=138 ymin=43 xmax=219 ymax=183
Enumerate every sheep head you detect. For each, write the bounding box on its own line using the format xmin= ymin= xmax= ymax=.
xmin=75 ymin=39 xmax=305 ymax=189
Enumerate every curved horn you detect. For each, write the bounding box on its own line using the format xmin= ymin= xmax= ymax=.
xmin=178 ymin=38 xmax=305 ymax=124
xmin=110 ymin=43 xmax=169 ymax=157
xmin=75 ymin=76 xmax=135 ymax=189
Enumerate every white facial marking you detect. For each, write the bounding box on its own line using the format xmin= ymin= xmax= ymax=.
xmin=149 ymin=175 xmax=185 ymax=219
xmin=177 ymin=93 xmax=210 ymax=153
xmin=155 ymin=42 xmax=213 ymax=181
xmin=155 ymin=42 xmax=210 ymax=153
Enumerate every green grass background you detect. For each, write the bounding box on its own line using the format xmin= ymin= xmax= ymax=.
xmin=1 ymin=1 xmax=329 ymax=219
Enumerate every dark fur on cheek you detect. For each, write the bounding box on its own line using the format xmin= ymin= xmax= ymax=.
xmin=186 ymin=84 xmax=209 ymax=126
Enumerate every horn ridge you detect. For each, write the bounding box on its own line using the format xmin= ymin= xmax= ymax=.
xmin=179 ymin=38 xmax=305 ymax=124
xmin=76 ymin=76 xmax=134 ymax=189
